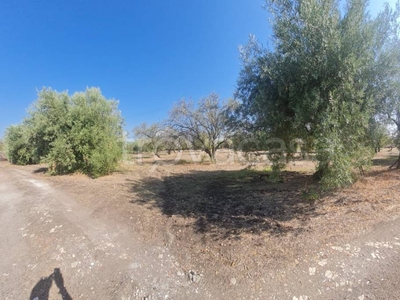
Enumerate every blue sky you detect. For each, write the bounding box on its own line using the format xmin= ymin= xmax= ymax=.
xmin=0 ymin=0 xmax=396 ymax=138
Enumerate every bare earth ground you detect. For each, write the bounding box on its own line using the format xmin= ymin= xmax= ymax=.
xmin=1 ymin=149 xmax=400 ymax=299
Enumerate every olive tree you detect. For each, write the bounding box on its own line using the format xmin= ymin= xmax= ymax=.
xmin=3 ymin=124 xmax=38 ymax=165
xmin=236 ymin=0 xmax=400 ymax=188
xmin=4 ymin=87 xmax=124 ymax=177
xmin=380 ymin=85 xmax=400 ymax=168
xmin=169 ymin=93 xmax=235 ymax=163
xmin=133 ymin=122 xmax=168 ymax=157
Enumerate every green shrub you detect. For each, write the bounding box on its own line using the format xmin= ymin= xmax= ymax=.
xmin=4 ymin=124 xmax=39 ymax=165
xmin=4 ymin=87 xmax=124 ymax=177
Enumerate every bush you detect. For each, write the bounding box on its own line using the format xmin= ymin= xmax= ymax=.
xmin=4 ymin=124 xmax=39 ymax=165
xmin=4 ymin=87 xmax=124 ymax=177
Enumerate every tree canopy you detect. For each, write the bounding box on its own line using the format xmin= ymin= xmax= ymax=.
xmin=168 ymin=93 xmax=236 ymax=163
xmin=4 ymin=87 xmax=124 ymax=177
xmin=236 ymin=0 xmax=400 ymax=188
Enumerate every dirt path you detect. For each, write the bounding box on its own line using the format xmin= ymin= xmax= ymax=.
xmin=1 ymin=161 xmax=400 ymax=299
xmin=0 ymin=164 xmax=202 ymax=300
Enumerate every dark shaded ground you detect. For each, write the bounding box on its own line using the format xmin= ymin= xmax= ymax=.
xmin=372 ymin=155 xmax=398 ymax=167
xmin=130 ymin=170 xmax=321 ymax=239
xmin=33 ymin=167 xmax=49 ymax=174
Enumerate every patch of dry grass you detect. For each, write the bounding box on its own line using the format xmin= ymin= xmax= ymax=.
xmin=28 ymin=148 xmax=400 ymax=278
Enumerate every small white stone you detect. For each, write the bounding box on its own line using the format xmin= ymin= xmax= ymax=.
xmin=318 ymin=259 xmax=328 ymax=266
xmin=325 ymin=270 xmax=333 ymax=279
xmin=332 ymin=246 xmax=344 ymax=252
xmin=309 ymin=267 xmax=316 ymax=276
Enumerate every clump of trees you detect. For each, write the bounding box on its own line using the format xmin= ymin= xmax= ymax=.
xmin=235 ymin=0 xmax=400 ymax=188
xmin=4 ymin=87 xmax=124 ymax=177
xmin=132 ymin=122 xmax=182 ymax=157
xmin=169 ymin=93 xmax=236 ymax=163
xmin=133 ymin=93 xmax=236 ymax=163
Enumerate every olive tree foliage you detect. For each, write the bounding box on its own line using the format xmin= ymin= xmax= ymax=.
xmin=4 ymin=87 xmax=124 ymax=177
xmin=373 ymin=2 xmax=400 ymax=168
xmin=377 ymin=63 xmax=400 ymax=168
xmin=133 ymin=122 xmax=164 ymax=157
xmin=169 ymin=93 xmax=236 ymax=163
xmin=4 ymin=124 xmax=38 ymax=165
xmin=236 ymin=0 xmax=400 ymax=188
xmin=368 ymin=118 xmax=392 ymax=153
xmin=132 ymin=122 xmax=180 ymax=156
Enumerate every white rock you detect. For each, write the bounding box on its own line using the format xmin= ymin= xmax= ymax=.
xmin=318 ymin=259 xmax=328 ymax=266
xmin=332 ymin=246 xmax=343 ymax=252
xmin=325 ymin=270 xmax=333 ymax=279
xmin=309 ymin=267 xmax=316 ymax=276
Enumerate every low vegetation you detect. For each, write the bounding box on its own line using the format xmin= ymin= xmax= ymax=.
xmin=4 ymin=87 xmax=123 ymax=177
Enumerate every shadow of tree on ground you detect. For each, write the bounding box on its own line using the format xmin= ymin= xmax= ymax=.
xmin=129 ymin=169 xmax=322 ymax=239
xmin=33 ymin=167 xmax=48 ymax=174
xmin=372 ymin=157 xmax=398 ymax=167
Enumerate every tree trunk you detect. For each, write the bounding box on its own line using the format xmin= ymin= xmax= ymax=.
xmin=389 ymin=151 xmax=400 ymax=169
xmin=210 ymin=149 xmax=216 ymax=164
xmin=205 ymin=148 xmax=216 ymax=164
xmin=397 ymin=151 xmax=400 ymax=169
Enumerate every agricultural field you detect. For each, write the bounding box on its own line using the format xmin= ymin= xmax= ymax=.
xmin=30 ymin=149 xmax=400 ymax=292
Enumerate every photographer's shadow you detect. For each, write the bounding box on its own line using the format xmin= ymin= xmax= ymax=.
xmin=30 ymin=268 xmax=72 ymax=300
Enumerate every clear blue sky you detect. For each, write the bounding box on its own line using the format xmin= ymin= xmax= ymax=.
xmin=0 ymin=0 xmax=396 ymax=138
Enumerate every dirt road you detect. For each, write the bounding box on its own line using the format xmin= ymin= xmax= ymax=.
xmin=1 ymin=162 xmax=400 ymax=299
xmin=0 ymin=164 xmax=203 ymax=300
